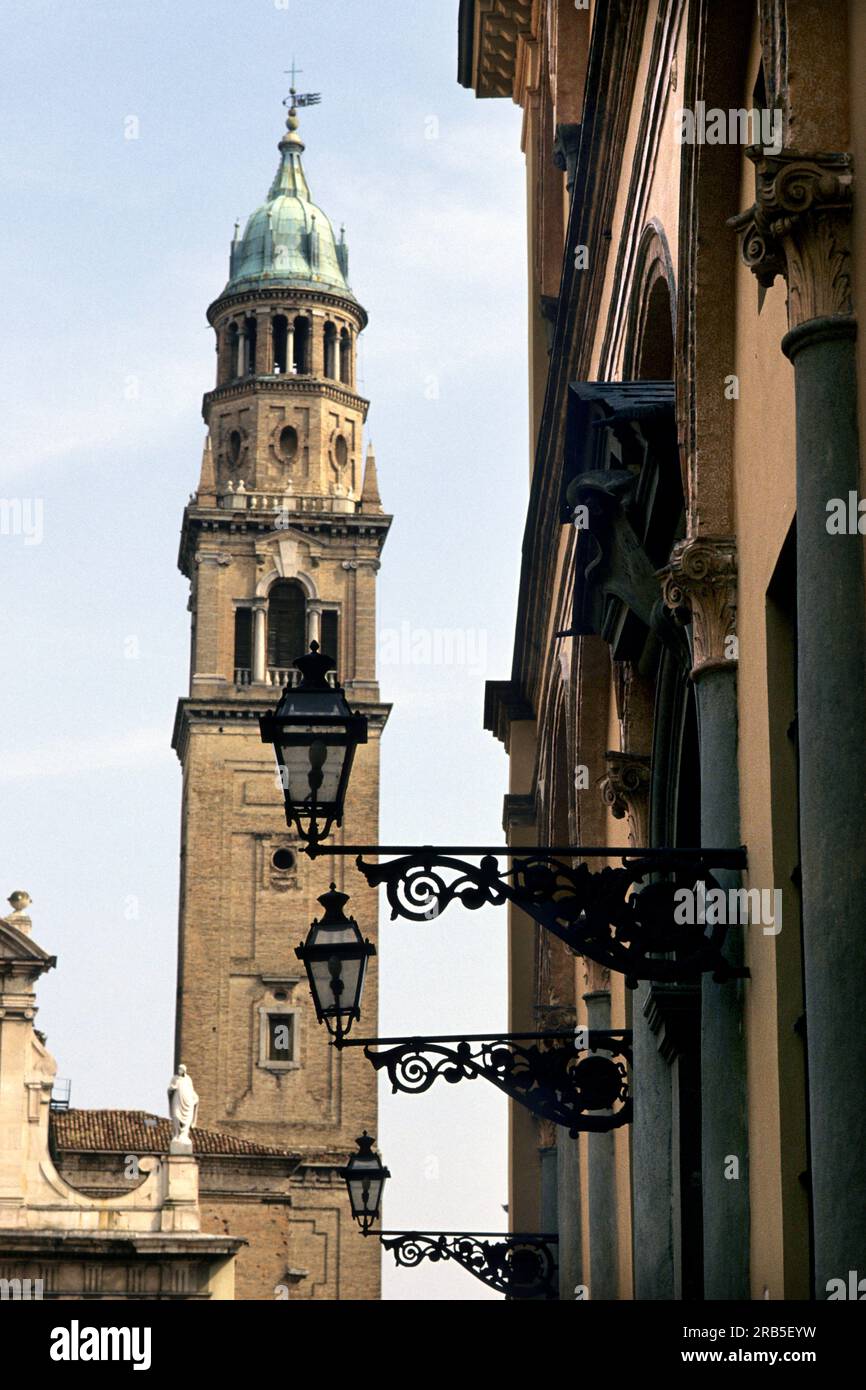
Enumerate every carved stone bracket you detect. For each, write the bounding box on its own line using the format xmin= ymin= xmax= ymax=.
xmin=644 ymin=981 xmax=700 ymax=1064
xmin=502 ymin=792 xmax=535 ymax=836
xmin=728 ymin=148 xmax=853 ymax=329
xmin=659 ymin=537 xmax=737 ymax=680
xmin=599 ymin=752 xmax=651 ymax=847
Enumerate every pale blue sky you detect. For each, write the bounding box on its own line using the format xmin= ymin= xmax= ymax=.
xmin=0 ymin=0 xmax=529 ymax=1300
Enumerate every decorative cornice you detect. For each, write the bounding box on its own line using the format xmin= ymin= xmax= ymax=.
xmin=458 ymin=0 xmax=533 ymax=99
xmin=171 ymin=697 xmax=391 ymax=763
xmin=177 ymin=507 xmax=391 ymax=580
xmin=729 ymin=148 xmax=853 ymax=330
xmin=659 ymin=537 xmax=737 ymax=679
xmin=202 ymin=376 xmax=369 ymax=422
xmin=483 ymin=678 xmax=534 ymax=748
xmin=599 ymin=751 xmax=650 ymax=847
xmin=207 ymin=284 xmax=367 ymax=330
xmin=0 ymin=917 xmax=56 ymax=996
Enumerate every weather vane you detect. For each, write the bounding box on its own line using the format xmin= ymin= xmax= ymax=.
xmin=284 ymin=60 xmax=321 ymax=110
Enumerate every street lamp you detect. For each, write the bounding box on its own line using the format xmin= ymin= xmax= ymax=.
xmin=340 ymin=1134 xmax=558 ymax=1298
xmin=258 ymin=647 xmax=747 ymax=983
xmin=340 ymin=1131 xmax=390 ymax=1233
xmin=295 ymin=886 xmax=376 ymax=1041
xmin=259 ymin=642 xmax=367 ymax=850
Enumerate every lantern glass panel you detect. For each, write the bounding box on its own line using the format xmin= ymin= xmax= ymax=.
xmin=277 ymin=738 xmax=348 ymax=808
xmin=276 ymin=687 xmax=346 ymax=717
xmin=307 ymin=948 xmax=366 ymax=1025
xmin=346 ymin=1159 xmax=385 ymax=1222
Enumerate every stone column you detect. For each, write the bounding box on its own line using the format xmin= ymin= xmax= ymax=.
xmin=286 ymin=322 xmax=295 ymax=374
xmin=307 ymin=602 xmax=322 ymax=649
xmin=255 ymin=311 xmax=271 ymax=376
xmin=663 ymin=537 xmax=748 ymax=1299
xmin=501 ymin=782 xmax=546 ymax=1244
xmin=583 ymin=986 xmax=618 ymax=1300
xmin=598 ymin=750 xmax=666 ymax=1296
xmin=310 ymin=310 xmax=325 ymax=377
xmin=193 ymin=552 xmax=231 ymax=681
xmin=252 ymin=602 xmax=267 ymax=684
xmin=216 ymin=323 xmax=231 ymax=386
xmin=557 ymin=1129 xmax=582 ymax=1301
xmin=733 ymin=149 xmax=865 ymax=1293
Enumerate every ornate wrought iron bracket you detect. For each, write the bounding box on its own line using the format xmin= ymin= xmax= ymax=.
xmin=351 ymin=845 xmax=748 ymax=988
xmin=337 ymin=1029 xmax=632 ymax=1137
xmin=369 ymin=1229 xmax=559 ymax=1300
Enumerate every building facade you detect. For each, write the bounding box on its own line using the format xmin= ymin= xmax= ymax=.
xmin=460 ymin=0 xmax=866 ymax=1300
xmin=0 ymin=895 xmax=241 ymax=1301
xmin=170 ymin=92 xmax=390 ymax=1299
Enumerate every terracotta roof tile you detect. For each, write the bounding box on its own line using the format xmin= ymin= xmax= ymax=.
xmin=50 ymin=1109 xmax=302 ymax=1159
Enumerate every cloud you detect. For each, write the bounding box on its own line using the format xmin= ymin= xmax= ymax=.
xmin=397 ymin=114 xmax=525 ymax=177
xmin=0 ymin=727 xmax=170 ymax=781
xmin=0 ymin=359 xmax=208 ymax=484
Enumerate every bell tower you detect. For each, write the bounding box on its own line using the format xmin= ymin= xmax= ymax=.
xmin=172 ymin=92 xmax=390 ymax=1299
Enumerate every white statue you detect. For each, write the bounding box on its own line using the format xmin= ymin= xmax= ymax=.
xmin=167 ymin=1064 xmax=199 ymax=1152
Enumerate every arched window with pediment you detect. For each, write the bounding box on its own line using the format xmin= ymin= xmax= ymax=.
xmin=267 ymin=580 xmax=306 ymax=682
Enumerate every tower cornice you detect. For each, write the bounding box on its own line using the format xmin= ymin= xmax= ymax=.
xmin=201 ymin=375 xmax=370 ymax=424
xmin=177 ymin=505 xmax=392 ymax=579
xmin=171 ymin=696 xmax=391 ymax=765
xmin=207 ymin=284 xmax=367 ymax=330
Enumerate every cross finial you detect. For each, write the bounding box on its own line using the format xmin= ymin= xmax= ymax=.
xmin=282 ymin=59 xmax=322 ymax=116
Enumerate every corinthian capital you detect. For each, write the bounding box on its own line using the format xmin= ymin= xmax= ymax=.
xmin=599 ymin=752 xmax=650 ymax=847
xmin=729 ymin=148 xmax=853 ymax=328
xmin=660 ymin=537 xmax=737 ymax=679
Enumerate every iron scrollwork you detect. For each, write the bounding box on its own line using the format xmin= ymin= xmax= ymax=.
xmin=356 ymin=849 xmax=748 ymax=988
xmin=379 ymin=1231 xmax=559 ymax=1300
xmin=362 ymin=1030 xmax=632 ymax=1137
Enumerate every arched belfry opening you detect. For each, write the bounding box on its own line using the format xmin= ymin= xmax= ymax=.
xmin=227 ymin=322 xmax=239 ymax=381
xmin=244 ymin=316 xmax=257 ymax=376
xmin=267 ymin=580 xmax=306 ymax=674
xmin=293 ymin=316 xmax=310 ymax=374
xmin=272 ymin=315 xmax=289 ymax=374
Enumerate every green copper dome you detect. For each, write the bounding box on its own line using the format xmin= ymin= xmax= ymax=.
xmin=225 ymin=103 xmax=353 ymax=299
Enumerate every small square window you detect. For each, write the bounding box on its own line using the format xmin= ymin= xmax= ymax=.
xmin=267 ymin=1014 xmax=294 ymax=1062
xmin=258 ymin=1004 xmax=299 ymax=1071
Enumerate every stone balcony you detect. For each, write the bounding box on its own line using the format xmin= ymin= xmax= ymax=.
xmin=219 ymin=483 xmax=357 ymax=516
